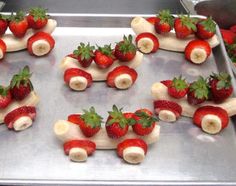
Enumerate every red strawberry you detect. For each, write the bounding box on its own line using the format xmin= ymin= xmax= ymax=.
xmin=27 ymin=31 xmax=55 ymax=56
xmin=185 ymin=39 xmax=211 ymax=64
xmin=132 ymin=109 xmax=157 ymax=136
xmin=220 ymin=29 xmax=236 ymax=45
xmin=168 ymin=76 xmax=189 ymax=98
xmin=67 ymin=114 xmax=81 ymax=125
xmin=64 ymin=68 xmax=93 ymax=91
xmin=27 ymin=7 xmax=48 ymax=29
xmin=10 ymin=66 xmax=33 ymax=100
xmin=105 ymin=105 xmax=130 ymax=139
xmin=4 ymin=106 xmax=36 ymax=129
xmin=187 ymin=76 xmax=209 ymax=105
xmin=160 ymin=80 xmax=172 ymax=87
xmin=135 ymin=32 xmax=159 ymax=54
xmin=73 ymin=43 xmax=95 ymax=68
xmin=0 ymin=14 xmax=9 ymax=36
xmin=209 ymin=72 xmax=233 ymax=102
xmin=114 ymin=35 xmax=136 ymax=62
xmin=63 ymin=140 xmax=96 ymax=156
xmin=9 ymin=11 xmax=28 ymax=38
xmin=106 ymin=66 xmax=137 ymax=89
xmin=154 ymin=9 xmax=174 ymax=34
xmin=230 ymin=25 xmax=236 ymax=33
xmin=174 ymin=15 xmax=197 ymax=39
xmin=153 ymin=100 xmax=182 ymax=119
xmin=196 ymin=17 xmax=216 ymax=40
xmin=94 ymin=44 xmax=115 ymax=68
xmin=146 ymin=17 xmax=157 ymax=25
xmin=0 ymin=86 xmax=12 ymax=109
xmin=0 ymin=39 xmax=6 ymax=60
xmin=193 ymin=106 xmax=229 ymax=134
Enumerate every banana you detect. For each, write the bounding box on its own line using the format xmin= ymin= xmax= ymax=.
xmin=201 ymin=114 xmax=222 ymax=134
xmin=189 ymin=48 xmax=208 ymax=64
xmin=136 ymin=37 xmax=154 ymax=54
xmin=0 ymin=49 xmax=4 ymax=59
xmin=31 ymin=39 xmax=51 ymax=56
xmin=158 ymin=110 xmax=177 ymax=122
xmin=122 ymin=146 xmax=145 ymax=164
xmin=114 ymin=74 xmax=133 ymax=89
xmin=13 ymin=116 xmax=33 ymax=131
xmin=69 ymin=147 xmax=88 ymax=162
xmin=69 ymin=76 xmax=88 ymax=91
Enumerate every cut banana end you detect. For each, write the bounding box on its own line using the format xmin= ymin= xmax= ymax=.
xmin=137 ymin=37 xmax=154 ymax=54
xmin=123 ymin=146 xmax=145 ymax=164
xmin=32 ymin=39 xmax=51 ymax=56
xmin=190 ymin=48 xmax=208 ymax=64
xmin=158 ymin=110 xmax=177 ymax=122
xmin=69 ymin=76 xmax=88 ymax=91
xmin=13 ymin=116 xmax=33 ymax=131
xmin=201 ymin=114 xmax=222 ymax=134
xmin=69 ymin=147 xmax=88 ymax=162
xmin=114 ymin=74 xmax=133 ymax=89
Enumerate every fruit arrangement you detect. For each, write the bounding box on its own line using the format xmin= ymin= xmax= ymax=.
xmin=60 ymin=35 xmax=143 ymax=91
xmin=151 ymin=72 xmax=236 ymax=135
xmin=53 ymin=105 xmax=160 ymax=164
xmin=0 ymin=66 xmax=39 ymax=131
xmin=0 ymin=7 xmax=57 ymax=59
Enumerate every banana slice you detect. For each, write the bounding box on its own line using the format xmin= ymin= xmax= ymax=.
xmin=158 ymin=110 xmax=177 ymax=122
xmin=136 ymin=37 xmax=154 ymax=54
xmin=31 ymin=39 xmax=51 ymax=56
xmin=123 ymin=146 xmax=145 ymax=164
xmin=189 ymin=48 xmax=208 ymax=64
xmin=0 ymin=49 xmax=4 ymax=59
xmin=69 ymin=147 xmax=88 ymax=162
xmin=201 ymin=114 xmax=222 ymax=134
xmin=114 ymin=74 xmax=133 ymax=89
xmin=13 ymin=116 xmax=33 ymax=131
xmin=69 ymin=76 xmax=88 ymax=91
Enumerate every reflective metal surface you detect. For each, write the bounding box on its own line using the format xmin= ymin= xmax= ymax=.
xmin=0 ymin=14 xmax=236 ymax=185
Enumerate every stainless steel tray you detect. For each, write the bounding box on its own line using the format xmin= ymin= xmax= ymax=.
xmin=0 ymin=14 xmax=236 ymax=186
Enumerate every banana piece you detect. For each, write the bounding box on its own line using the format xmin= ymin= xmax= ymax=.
xmin=189 ymin=48 xmax=208 ymax=64
xmin=69 ymin=147 xmax=88 ymax=162
xmin=60 ymin=51 xmax=143 ymax=81
xmin=69 ymin=76 xmax=88 ymax=91
xmin=13 ymin=116 xmax=33 ymax=131
xmin=131 ymin=17 xmax=220 ymax=52
xmin=123 ymin=146 xmax=145 ymax=164
xmin=0 ymin=49 xmax=3 ymax=59
xmin=0 ymin=91 xmax=40 ymax=124
xmin=136 ymin=37 xmax=154 ymax=54
xmin=114 ymin=74 xmax=133 ymax=89
xmin=201 ymin=114 xmax=222 ymax=134
xmin=1 ymin=19 xmax=57 ymax=52
xmin=54 ymin=120 xmax=160 ymax=149
xmin=31 ymin=39 xmax=51 ymax=56
xmin=158 ymin=110 xmax=177 ymax=122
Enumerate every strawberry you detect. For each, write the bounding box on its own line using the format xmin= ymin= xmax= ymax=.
xmin=187 ymin=76 xmax=209 ymax=105
xmin=4 ymin=106 xmax=36 ymax=129
xmin=174 ymin=15 xmax=197 ymax=39
xmin=209 ymin=72 xmax=233 ymax=102
xmin=160 ymin=80 xmax=172 ymax=87
xmin=106 ymin=66 xmax=137 ymax=89
xmin=220 ymin=29 xmax=236 ymax=45
xmin=168 ymin=76 xmax=189 ymax=98
xmin=154 ymin=9 xmax=174 ymax=34
xmin=10 ymin=66 xmax=33 ymax=100
xmin=94 ymin=44 xmax=115 ymax=68
xmin=67 ymin=114 xmax=81 ymax=125
xmin=63 ymin=140 xmax=96 ymax=156
xmin=105 ymin=105 xmax=131 ymax=139
xmin=9 ymin=11 xmax=28 ymax=38
xmin=0 ymin=39 xmax=7 ymax=60
xmin=0 ymin=86 xmax=12 ymax=109
xmin=117 ymin=138 xmax=148 ymax=158
xmin=196 ymin=17 xmax=216 ymax=40
xmin=132 ymin=109 xmax=157 ymax=136
xmin=0 ymin=14 xmax=9 ymax=36
xmin=114 ymin=35 xmax=136 ymax=62
xmin=146 ymin=17 xmax=157 ymax=25
xmin=27 ymin=7 xmax=48 ymax=29
xmin=230 ymin=25 xmax=236 ymax=33
xmin=73 ymin=43 xmax=95 ymax=68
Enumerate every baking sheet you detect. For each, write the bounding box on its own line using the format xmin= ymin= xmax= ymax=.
xmin=0 ymin=15 xmax=236 ymax=185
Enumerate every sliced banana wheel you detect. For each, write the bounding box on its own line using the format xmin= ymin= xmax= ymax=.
xmin=32 ymin=39 xmax=51 ymax=56
xmin=137 ymin=37 xmax=154 ymax=54
xmin=158 ymin=110 xmax=177 ymax=122
xmin=190 ymin=48 xmax=208 ymax=64
xmin=69 ymin=147 xmax=88 ymax=162
xmin=123 ymin=146 xmax=145 ymax=164
xmin=13 ymin=116 xmax=33 ymax=131
xmin=114 ymin=74 xmax=133 ymax=89
xmin=69 ymin=76 xmax=88 ymax=91
xmin=201 ymin=114 xmax=222 ymax=134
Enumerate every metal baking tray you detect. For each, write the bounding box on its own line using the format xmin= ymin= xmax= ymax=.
xmin=0 ymin=14 xmax=236 ymax=185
